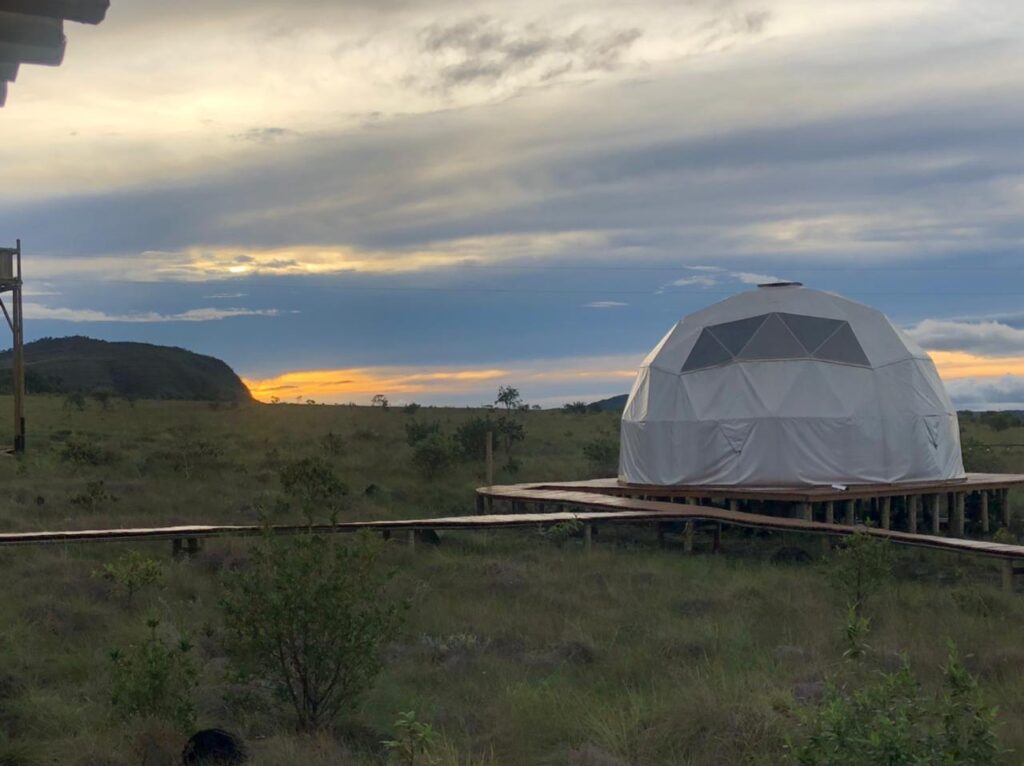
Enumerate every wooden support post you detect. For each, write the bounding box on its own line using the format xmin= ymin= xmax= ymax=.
xmin=728 ymin=499 xmax=739 ymax=513
xmin=796 ymin=502 xmax=812 ymax=521
xmin=952 ymin=493 xmax=965 ymax=537
xmin=407 ymin=530 xmax=416 ymax=550
xmin=1002 ymin=489 xmax=1012 ymax=529
xmin=382 ymin=529 xmax=391 ymax=541
xmin=186 ymin=537 xmax=200 ymax=556
xmin=880 ymin=497 xmax=891 ymax=530
xmin=843 ymin=499 xmax=855 ymax=526
xmin=929 ymin=494 xmax=940 ymax=534
xmin=172 ymin=538 xmax=183 ymax=559
xmin=908 ymin=495 xmax=918 ymax=534
xmin=583 ymin=523 xmax=593 ymax=552
xmin=683 ymin=522 xmax=694 ymax=553
xmin=824 ymin=501 xmax=834 ymax=524
xmin=1002 ymin=559 xmax=1013 ymax=593
xmin=980 ymin=491 xmax=990 ymax=534
xmin=712 ymin=523 xmax=721 ymax=553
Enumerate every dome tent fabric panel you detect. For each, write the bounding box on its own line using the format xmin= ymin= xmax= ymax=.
xmin=619 ymin=285 xmax=965 ymax=486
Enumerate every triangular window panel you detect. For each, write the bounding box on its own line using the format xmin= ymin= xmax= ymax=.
xmin=707 ymin=314 xmax=768 ymax=355
xmin=719 ymin=421 xmax=754 ymax=454
xmin=778 ymin=313 xmax=845 ymax=353
xmin=813 ymin=322 xmax=870 ymax=366
xmin=681 ymin=329 xmax=733 ymax=372
xmin=737 ymin=313 xmax=806 ymax=360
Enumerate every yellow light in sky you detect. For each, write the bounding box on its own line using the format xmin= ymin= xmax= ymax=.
xmin=243 ymin=350 xmax=1024 ymax=404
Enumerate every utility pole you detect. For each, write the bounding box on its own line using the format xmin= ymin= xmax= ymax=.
xmin=0 ymin=240 xmax=24 ymax=453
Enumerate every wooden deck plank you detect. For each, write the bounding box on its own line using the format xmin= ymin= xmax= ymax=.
xmin=512 ymin=472 xmax=1024 ymax=502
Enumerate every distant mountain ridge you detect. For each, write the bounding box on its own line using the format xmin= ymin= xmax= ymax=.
xmin=588 ymin=393 xmax=628 ymax=412
xmin=0 ymin=336 xmax=251 ymax=402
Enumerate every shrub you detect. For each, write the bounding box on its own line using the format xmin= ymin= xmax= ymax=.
xmin=319 ymin=431 xmax=345 ymax=455
xmin=453 ymin=416 xmax=495 ymax=461
xmin=788 ymin=645 xmax=999 ymax=765
xmin=582 ymin=436 xmax=618 ymax=476
xmin=562 ymin=401 xmax=590 ymax=414
xmin=412 ymin=435 xmax=453 ymax=479
xmin=220 ymin=532 xmax=404 ymax=731
xmin=70 ymin=479 xmax=117 ymax=512
xmin=279 ymin=456 xmax=348 ymax=523
xmin=59 ymin=438 xmax=115 ymax=466
xmin=403 ymin=403 xmax=422 ymax=415
xmin=170 ymin=435 xmax=224 ymax=480
xmin=405 ymin=420 xmax=442 ymax=447
xmin=539 ymin=519 xmax=584 ymax=548
xmin=97 ymin=550 xmax=163 ymax=603
xmin=826 ymin=532 xmax=892 ymax=617
xmin=384 ymin=711 xmax=439 ymax=766
xmin=110 ymin=617 xmax=198 ymax=731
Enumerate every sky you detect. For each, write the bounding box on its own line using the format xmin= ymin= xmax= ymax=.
xmin=2 ymin=0 xmax=1024 ymax=408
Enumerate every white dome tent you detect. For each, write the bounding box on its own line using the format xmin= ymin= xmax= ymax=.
xmin=619 ymin=283 xmax=965 ymax=486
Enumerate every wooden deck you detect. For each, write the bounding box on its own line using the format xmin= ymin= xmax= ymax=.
xmin=518 ymin=472 xmax=1024 ymax=503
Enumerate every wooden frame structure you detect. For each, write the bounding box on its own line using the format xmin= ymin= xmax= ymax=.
xmin=0 ymin=0 xmax=110 ymax=106
xmin=0 ymin=240 xmax=23 ymax=453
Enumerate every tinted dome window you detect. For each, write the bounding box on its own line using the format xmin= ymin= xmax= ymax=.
xmin=681 ymin=312 xmax=870 ymax=372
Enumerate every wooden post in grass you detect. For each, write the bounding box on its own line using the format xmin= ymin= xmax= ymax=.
xmin=1002 ymin=489 xmax=1012 ymax=529
xmin=907 ymin=495 xmax=918 ymax=534
xmin=824 ymin=501 xmax=834 ymax=524
xmin=407 ymin=530 xmax=416 ymax=550
xmin=729 ymin=499 xmax=739 ymax=512
xmin=952 ymin=493 xmax=965 ymax=537
xmin=980 ymin=491 xmax=990 ymax=534
xmin=880 ymin=497 xmax=891 ymax=530
xmin=929 ymin=494 xmax=940 ymax=534
xmin=683 ymin=522 xmax=694 ymax=553
xmin=797 ymin=502 xmax=812 ymax=522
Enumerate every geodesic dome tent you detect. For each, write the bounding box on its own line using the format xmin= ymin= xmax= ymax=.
xmin=620 ymin=283 xmax=964 ymax=486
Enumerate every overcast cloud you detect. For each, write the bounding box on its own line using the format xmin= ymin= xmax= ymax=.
xmin=2 ymin=0 xmax=1024 ymax=404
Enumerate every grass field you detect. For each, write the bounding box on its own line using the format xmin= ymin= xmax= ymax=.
xmin=0 ymin=395 xmax=1021 ymax=764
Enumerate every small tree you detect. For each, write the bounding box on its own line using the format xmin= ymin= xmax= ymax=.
xmin=110 ymin=617 xmax=198 ymax=730
xmin=384 ymin=711 xmax=439 ymax=766
xmin=372 ymin=394 xmax=389 ymax=409
xmin=563 ymin=401 xmax=589 ymax=414
xmin=97 ymin=550 xmax=163 ymax=604
xmin=412 ymin=434 xmax=452 ymax=479
xmin=279 ymin=456 xmax=348 ymax=523
xmin=221 ymin=532 xmax=404 ymax=731
xmin=827 ymin=531 xmax=892 ymax=617
xmin=495 ymin=385 xmax=522 ymax=412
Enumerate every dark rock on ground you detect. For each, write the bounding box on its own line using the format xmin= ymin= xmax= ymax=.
xmin=182 ymin=729 xmax=247 ymax=765
xmin=793 ymin=680 xmax=827 ymax=703
xmin=416 ymin=528 xmax=441 ymax=545
xmin=772 ymin=645 xmax=809 ymax=662
xmin=770 ymin=546 xmax=813 ymax=564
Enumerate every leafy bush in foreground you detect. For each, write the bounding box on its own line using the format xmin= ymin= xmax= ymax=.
xmin=110 ymin=617 xmax=198 ymax=731
xmin=221 ymin=532 xmax=404 ymax=731
xmin=788 ymin=645 xmax=999 ymax=765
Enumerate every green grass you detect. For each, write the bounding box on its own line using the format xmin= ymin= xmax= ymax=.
xmin=0 ymin=396 xmax=1018 ymax=763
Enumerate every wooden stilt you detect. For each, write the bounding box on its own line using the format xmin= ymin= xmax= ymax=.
xmin=908 ymin=495 xmax=918 ymax=534
xmin=683 ymin=522 xmax=694 ymax=553
xmin=407 ymin=530 xmax=416 ymax=549
xmin=980 ymin=491 xmax=990 ymax=534
xmin=797 ymin=502 xmax=812 ymax=521
xmin=880 ymin=497 xmax=891 ymax=530
xmin=824 ymin=501 xmax=834 ymax=524
xmin=952 ymin=493 xmax=965 ymax=537
xmin=1002 ymin=489 xmax=1012 ymax=529
xmin=929 ymin=494 xmax=940 ymax=534
xmin=728 ymin=499 xmax=739 ymax=512
xmin=843 ymin=499 xmax=855 ymax=526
